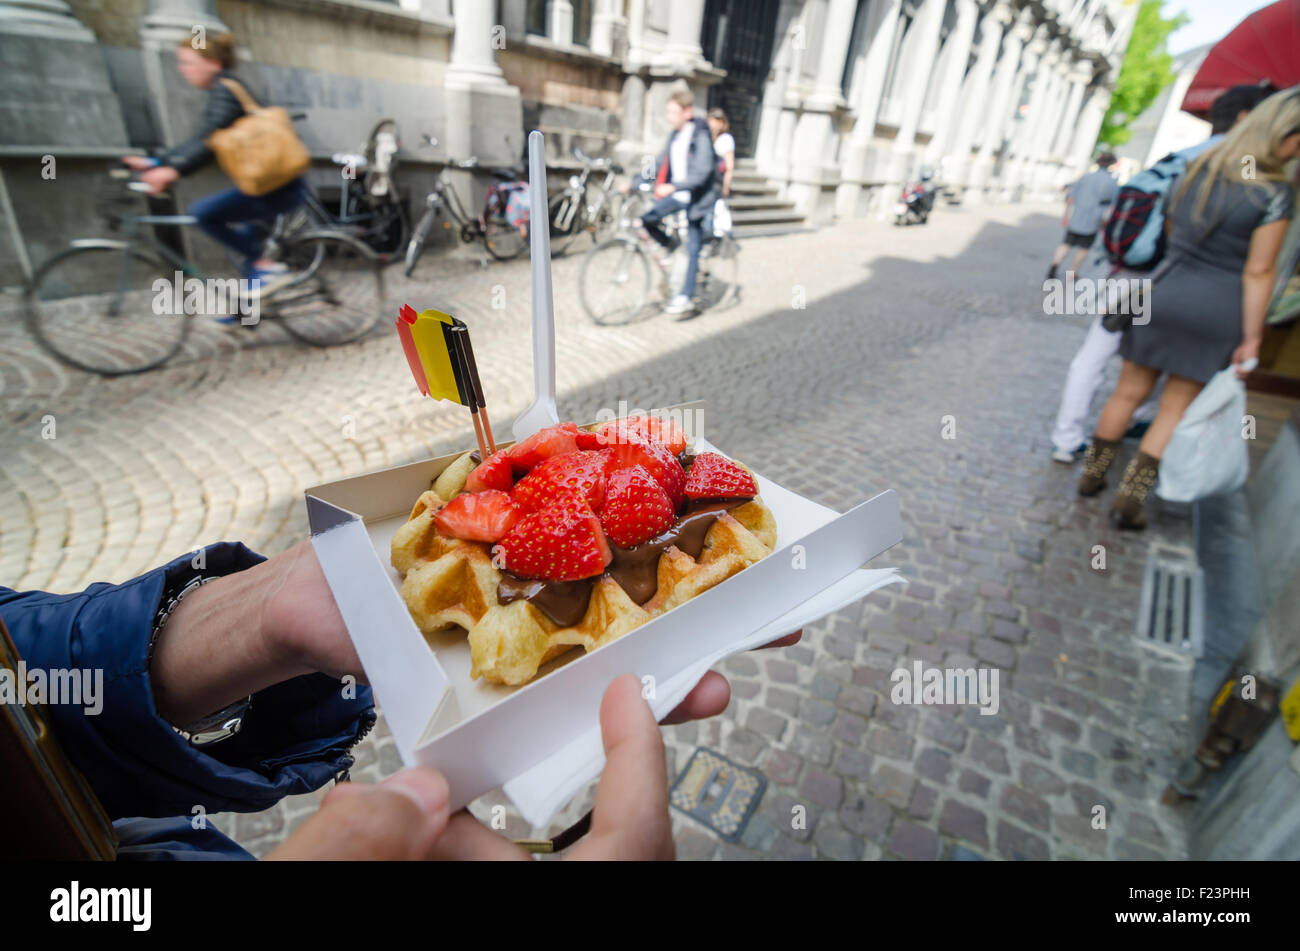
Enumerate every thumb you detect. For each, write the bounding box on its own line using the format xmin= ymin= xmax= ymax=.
xmin=567 ymin=674 xmax=674 ymax=861
xmin=266 ymin=767 xmax=450 ymax=860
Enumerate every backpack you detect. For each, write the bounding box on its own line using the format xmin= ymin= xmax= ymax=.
xmin=1101 ymin=151 xmax=1188 ymax=270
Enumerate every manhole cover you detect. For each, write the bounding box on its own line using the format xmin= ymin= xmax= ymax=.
xmin=670 ymin=747 xmax=766 ymax=841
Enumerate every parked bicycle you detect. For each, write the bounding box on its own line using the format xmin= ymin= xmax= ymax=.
xmin=578 ymin=183 xmax=739 ymax=325
xmin=403 ymin=135 xmax=531 ymax=275
xmin=24 ymin=167 xmax=385 ymax=375
xmin=547 ymin=146 xmax=623 ymax=257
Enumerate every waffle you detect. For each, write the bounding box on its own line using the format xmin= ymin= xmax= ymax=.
xmin=390 ymin=450 xmax=778 ymax=686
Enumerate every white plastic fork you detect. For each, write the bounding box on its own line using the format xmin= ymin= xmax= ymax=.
xmin=513 ymin=130 xmax=561 ymax=443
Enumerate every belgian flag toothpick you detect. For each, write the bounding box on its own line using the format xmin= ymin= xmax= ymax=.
xmin=396 ymin=304 xmax=496 ymax=460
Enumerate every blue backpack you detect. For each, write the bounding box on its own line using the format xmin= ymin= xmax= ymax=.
xmin=1102 ymin=151 xmax=1188 ymax=270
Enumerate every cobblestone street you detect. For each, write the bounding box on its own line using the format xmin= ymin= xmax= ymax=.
xmin=0 ymin=203 xmax=1197 ymax=860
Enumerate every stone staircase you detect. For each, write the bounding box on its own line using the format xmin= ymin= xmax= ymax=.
xmin=726 ymin=159 xmax=810 ymax=238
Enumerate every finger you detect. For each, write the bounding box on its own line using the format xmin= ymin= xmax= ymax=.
xmin=266 ymin=766 xmax=450 ymax=860
xmin=755 ymin=629 xmax=802 ymax=650
xmin=424 ymin=810 xmax=531 ymax=861
xmin=568 ymin=674 xmax=673 ymax=861
xmin=661 ymin=670 xmax=730 ymax=725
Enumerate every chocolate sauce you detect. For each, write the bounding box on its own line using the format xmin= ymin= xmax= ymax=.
xmin=469 ymin=450 xmax=482 ymax=465
xmin=495 ymin=498 xmax=754 ymax=620
xmin=497 ymin=573 xmax=594 ymax=627
xmin=677 ymin=450 xmax=696 ymax=470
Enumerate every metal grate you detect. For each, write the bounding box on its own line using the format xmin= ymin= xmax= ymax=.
xmin=670 ymin=748 xmax=766 ymax=841
xmin=1135 ymin=544 xmax=1205 ymax=658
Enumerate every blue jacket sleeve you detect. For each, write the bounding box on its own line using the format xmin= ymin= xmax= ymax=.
xmin=0 ymin=542 xmax=375 ymax=821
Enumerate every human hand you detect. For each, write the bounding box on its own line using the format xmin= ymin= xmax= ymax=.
xmin=139 ymin=165 xmax=179 ymax=194
xmin=654 ymin=182 xmax=676 ymax=199
xmin=1232 ymin=338 xmax=1261 ymax=380
xmin=122 ymin=155 xmax=154 ymax=171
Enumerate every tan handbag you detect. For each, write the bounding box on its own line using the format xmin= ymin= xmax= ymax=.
xmin=207 ymin=78 xmax=311 ymax=196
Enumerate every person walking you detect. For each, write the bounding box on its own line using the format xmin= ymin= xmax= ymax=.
xmin=1048 ymin=85 xmax=1278 ymax=463
xmin=1046 ymin=152 xmax=1119 ymax=281
xmin=123 ymin=33 xmax=306 ymax=296
xmin=1078 ymin=87 xmax=1300 ymax=529
xmin=706 ymin=107 xmax=735 ymax=236
xmin=622 ymin=87 xmax=720 ymax=317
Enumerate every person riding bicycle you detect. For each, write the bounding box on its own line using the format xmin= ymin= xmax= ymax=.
xmin=122 ymin=32 xmax=306 ymax=297
xmin=621 ymin=87 xmax=720 ymax=317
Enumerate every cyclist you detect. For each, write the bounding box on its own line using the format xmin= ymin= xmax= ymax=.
xmin=621 ymin=87 xmax=720 ymax=317
xmin=122 ymin=32 xmax=305 ymax=297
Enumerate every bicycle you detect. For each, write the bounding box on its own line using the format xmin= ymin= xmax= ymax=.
xmin=547 ymin=146 xmax=623 ymax=257
xmin=403 ymin=135 xmax=531 ymax=276
xmin=24 ymin=168 xmax=385 ymax=376
xmin=578 ymin=183 xmax=740 ymax=326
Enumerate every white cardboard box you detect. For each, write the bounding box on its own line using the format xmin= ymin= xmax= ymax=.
xmin=305 ymin=413 xmax=902 ymax=821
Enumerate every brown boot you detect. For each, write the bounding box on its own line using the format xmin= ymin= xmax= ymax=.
xmin=1077 ymin=437 xmax=1120 ymax=497
xmin=1110 ymin=451 xmax=1159 ymax=530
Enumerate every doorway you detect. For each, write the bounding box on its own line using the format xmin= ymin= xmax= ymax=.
xmin=700 ymin=0 xmax=781 ymax=158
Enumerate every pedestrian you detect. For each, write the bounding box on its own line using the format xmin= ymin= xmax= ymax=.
xmin=1048 ymin=84 xmax=1278 ymax=463
xmin=122 ymin=32 xmax=307 ymax=297
xmin=1046 ymin=152 xmax=1119 ymax=281
xmin=1078 ymin=87 xmax=1300 ymax=529
xmin=1 ymin=539 xmax=797 ymax=859
xmin=620 ymin=87 xmax=721 ymax=317
xmin=707 ymin=107 xmax=735 ymax=236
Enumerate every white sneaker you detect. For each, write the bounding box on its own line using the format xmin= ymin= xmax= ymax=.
xmin=663 ymin=294 xmax=695 ymax=316
xmin=1051 ymin=442 xmax=1087 ymax=464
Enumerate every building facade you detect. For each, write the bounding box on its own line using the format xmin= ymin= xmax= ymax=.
xmin=0 ymin=0 xmax=1137 ymax=284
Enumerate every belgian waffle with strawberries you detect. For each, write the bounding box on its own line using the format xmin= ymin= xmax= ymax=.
xmin=390 ymin=417 xmax=777 ymax=685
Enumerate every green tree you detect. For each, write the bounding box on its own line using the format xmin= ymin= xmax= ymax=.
xmin=1097 ymin=0 xmax=1189 ymax=146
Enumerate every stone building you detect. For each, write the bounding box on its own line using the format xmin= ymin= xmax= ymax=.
xmin=0 ymin=0 xmax=1136 ymax=284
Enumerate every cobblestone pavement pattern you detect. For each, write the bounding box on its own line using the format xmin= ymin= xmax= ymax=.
xmin=0 ymin=205 xmax=1196 ymax=860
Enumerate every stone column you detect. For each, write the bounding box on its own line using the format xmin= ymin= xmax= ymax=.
xmin=590 ymin=0 xmax=626 ymax=57
xmin=1004 ymin=38 xmax=1058 ymax=195
xmin=922 ymin=0 xmax=979 ymax=168
xmin=549 ymin=0 xmax=575 ymax=46
xmin=788 ymin=0 xmax=861 ymax=222
xmin=1065 ymin=85 xmax=1110 ymax=174
xmin=943 ymin=0 xmax=1011 ymax=190
xmin=834 ymin=0 xmax=903 ymax=217
xmin=1052 ymin=71 xmax=1089 ymax=159
xmin=140 ymin=0 xmax=227 ymax=47
xmin=658 ymin=0 xmax=706 ymax=68
xmin=753 ymin=0 xmax=802 ymax=182
xmin=880 ymin=0 xmax=947 ymax=201
xmin=447 ymin=0 xmax=509 ymax=89
xmin=445 ymin=0 xmax=523 ymax=179
xmin=969 ymin=11 xmax=1033 ymax=199
xmin=0 ymin=0 xmax=93 ymax=40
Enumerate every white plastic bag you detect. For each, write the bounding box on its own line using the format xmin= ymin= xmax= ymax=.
xmin=712 ymin=198 xmax=732 ymax=236
xmin=1156 ymin=366 xmax=1249 ymax=502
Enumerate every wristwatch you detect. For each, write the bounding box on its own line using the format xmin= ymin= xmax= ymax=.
xmin=149 ymin=573 xmax=252 ymax=746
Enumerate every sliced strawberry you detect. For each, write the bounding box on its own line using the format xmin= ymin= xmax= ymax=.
xmin=498 ymin=497 xmax=612 ymax=581
xmin=433 ymin=490 xmax=521 ymax=542
xmin=465 ymin=449 xmax=515 ymax=494
xmin=600 ymin=465 xmax=676 ymax=547
xmin=595 ymin=415 xmax=688 ymax=454
xmin=683 ymin=452 xmax=758 ymax=500
xmin=512 ymin=449 xmax=611 ymax=513
xmin=505 ymin=422 xmax=581 ymax=474
xmin=607 ymin=435 xmax=686 ymax=508
xmin=575 ymin=428 xmax=604 ymax=450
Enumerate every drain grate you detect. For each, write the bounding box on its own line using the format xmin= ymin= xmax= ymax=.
xmin=670 ymin=748 xmax=765 ymax=841
xmin=1135 ymin=544 xmax=1205 ymax=658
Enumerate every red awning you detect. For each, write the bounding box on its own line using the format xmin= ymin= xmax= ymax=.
xmin=1181 ymin=0 xmax=1300 ymax=117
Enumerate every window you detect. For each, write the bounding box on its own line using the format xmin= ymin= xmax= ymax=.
xmin=526 ymin=0 xmax=547 ymax=36
xmin=573 ymin=0 xmax=592 ymax=46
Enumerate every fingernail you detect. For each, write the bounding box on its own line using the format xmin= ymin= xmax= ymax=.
xmin=384 ymin=768 xmax=449 ymax=816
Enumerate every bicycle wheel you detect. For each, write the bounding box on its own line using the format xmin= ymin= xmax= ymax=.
xmin=698 ymin=236 xmax=740 ymax=311
xmin=25 ymin=243 xmax=192 ymax=375
xmin=404 ymin=207 xmax=435 ymax=277
xmin=270 ymin=231 xmax=385 ymax=346
xmin=548 ymin=192 xmax=582 ymax=258
xmin=482 ymin=212 xmax=528 ymax=261
xmin=579 ymin=237 xmax=652 ymax=326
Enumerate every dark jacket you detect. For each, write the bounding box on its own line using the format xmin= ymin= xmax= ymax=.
xmin=0 ymin=542 xmax=376 ymax=860
xmin=161 ymin=69 xmax=252 ymax=176
xmin=639 ymin=116 xmax=721 ymax=221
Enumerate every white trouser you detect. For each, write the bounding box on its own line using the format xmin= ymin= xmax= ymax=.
xmin=1051 ymin=316 xmax=1159 ymax=452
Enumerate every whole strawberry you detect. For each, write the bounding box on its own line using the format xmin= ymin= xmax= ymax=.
xmin=683 ymin=452 xmax=757 ymax=500
xmin=497 ymin=497 xmax=612 ymax=581
xmin=600 ymin=464 xmax=676 ymax=547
